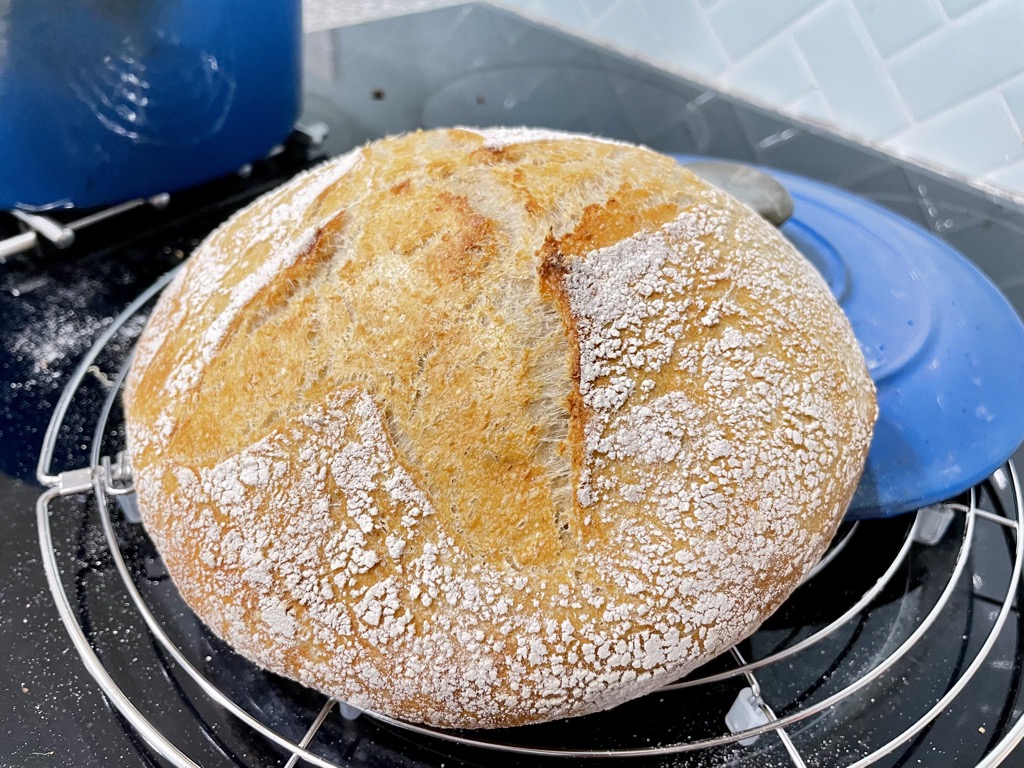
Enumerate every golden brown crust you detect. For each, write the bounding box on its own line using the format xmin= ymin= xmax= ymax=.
xmin=124 ymin=127 xmax=876 ymax=729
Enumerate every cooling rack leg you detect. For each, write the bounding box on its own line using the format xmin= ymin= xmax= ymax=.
xmin=283 ymin=698 xmax=337 ymax=768
xmin=726 ymin=647 xmax=809 ymax=767
xmin=761 ymin=700 xmax=808 ymax=768
xmin=36 ymin=488 xmax=202 ymax=768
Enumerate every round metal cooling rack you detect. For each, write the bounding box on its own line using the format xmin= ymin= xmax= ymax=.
xmin=35 ymin=271 xmax=1024 ymax=768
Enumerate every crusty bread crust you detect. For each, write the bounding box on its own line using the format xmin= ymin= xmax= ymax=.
xmin=123 ymin=127 xmax=876 ymax=729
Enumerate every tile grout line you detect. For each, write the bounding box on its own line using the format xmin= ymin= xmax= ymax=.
xmin=784 ymin=30 xmax=832 ymax=119
xmin=618 ymin=1 xmax=676 ymax=68
xmin=688 ymin=2 xmax=733 ymax=78
xmin=881 ymin=2 xmax=971 ymax=65
xmin=582 ymin=0 xmax=620 ymax=28
xmin=494 ymin=5 xmax=731 ymax=93
xmin=942 ymin=0 xmax=1003 ymax=23
xmin=724 ymin=39 xmax=821 ymax=111
xmin=492 ymin=0 xmax=1020 ymax=190
xmin=850 ymin=2 xmax=918 ymax=133
xmin=577 ymin=0 xmax=733 ymax=81
xmin=997 ymin=91 xmax=1024 ymax=144
xmin=872 ymin=9 xmax=947 ymax=63
xmin=883 ymin=90 xmax=1024 ymax=178
xmin=893 ymin=68 xmax=1024 ymax=134
xmin=933 ymin=0 xmax=952 ymax=22
xmin=717 ymin=0 xmax=837 ymax=78
xmin=798 ymin=0 xmax=916 ymax=137
xmin=844 ymin=0 xmax=916 ymax=129
xmin=695 ymin=0 xmax=741 ymax=81
xmin=979 ymin=157 xmax=1024 ymax=188
xmin=882 ymin=88 xmax=999 ymax=144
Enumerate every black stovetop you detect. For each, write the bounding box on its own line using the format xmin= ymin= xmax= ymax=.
xmin=3 ymin=5 xmax=1024 ymax=767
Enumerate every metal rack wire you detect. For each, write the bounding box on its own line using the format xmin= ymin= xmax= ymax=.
xmin=0 ymin=122 xmax=328 ymax=266
xmin=35 ymin=277 xmax=1024 ymax=768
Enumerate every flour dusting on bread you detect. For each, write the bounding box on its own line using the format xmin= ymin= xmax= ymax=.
xmin=123 ymin=127 xmax=876 ymax=729
xmin=470 ymin=125 xmax=626 ymax=150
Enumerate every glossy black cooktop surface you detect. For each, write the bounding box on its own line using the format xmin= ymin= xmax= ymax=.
xmin=3 ymin=5 xmax=1024 ymax=767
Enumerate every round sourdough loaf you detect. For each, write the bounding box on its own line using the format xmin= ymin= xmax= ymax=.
xmin=123 ymin=127 xmax=876 ymax=729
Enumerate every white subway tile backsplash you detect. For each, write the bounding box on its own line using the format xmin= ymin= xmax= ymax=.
xmin=852 ymin=0 xmax=943 ymax=58
xmin=723 ymin=37 xmax=816 ymax=105
xmin=938 ymin=0 xmax=989 ymax=19
xmin=519 ymin=0 xmax=594 ymax=33
xmin=793 ymin=3 xmax=909 ymax=139
xmin=889 ymin=93 xmax=1024 ymax=175
xmin=888 ymin=0 xmax=1024 ymax=120
xmin=983 ymin=158 xmax=1024 ymax=193
xmin=643 ymin=0 xmax=729 ymax=80
xmin=334 ymin=0 xmax=1024 ymax=199
xmin=707 ymin=0 xmax=821 ymax=59
xmin=1001 ymin=76 xmax=1024 ymax=134
xmin=590 ymin=1 xmax=667 ymax=60
xmin=581 ymin=0 xmax=620 ymax=21
xmin=788 ymin=90 xmax=833 ymax=124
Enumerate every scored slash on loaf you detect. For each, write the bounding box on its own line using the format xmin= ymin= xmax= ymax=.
xmin=123 ymin=127 xmax=876 ymax=729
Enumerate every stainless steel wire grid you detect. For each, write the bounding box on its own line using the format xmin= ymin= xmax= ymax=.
xmin=34 ymin=271 xmax=1024 ymax=768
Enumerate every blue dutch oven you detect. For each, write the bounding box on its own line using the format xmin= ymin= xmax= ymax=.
xmin=0 ymin=0 xmax=301 ymax=210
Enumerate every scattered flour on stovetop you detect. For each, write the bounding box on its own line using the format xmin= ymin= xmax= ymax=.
xmin=8 ymin=277 xmax=110 ymax=387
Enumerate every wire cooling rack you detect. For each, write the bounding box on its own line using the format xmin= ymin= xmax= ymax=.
xmin=35 ymin=270 xmax=1024 ymax=768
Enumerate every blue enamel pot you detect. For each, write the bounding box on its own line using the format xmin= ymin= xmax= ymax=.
xmin=0 ymin=0 xmax=301 ymax=210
